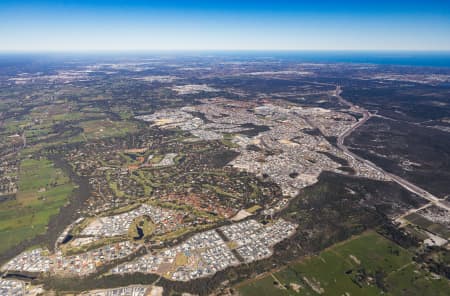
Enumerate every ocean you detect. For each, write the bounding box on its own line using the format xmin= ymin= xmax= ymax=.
xmin=1 ymin=51 xmax=450 ymax=68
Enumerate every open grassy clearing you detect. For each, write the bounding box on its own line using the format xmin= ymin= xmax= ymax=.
xmin=175 ymin=252 xmax=188 ymax=266
xmin=386 ymin=263 xmax=450 ymax=295
xmin=80 ymin=119 xmax=137 ymax=140
xmin=0 ymin=158 xmax=74 ymax=254
xmin=238 ymin=231 xmax=449 ymax=296
xmin=246 ymin=205 xmax=262 ymax=213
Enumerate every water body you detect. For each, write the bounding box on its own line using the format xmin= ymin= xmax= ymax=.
xmin=61 ymin=234 xmax=73 ymax=244
xmin=229 ymin=51 xmax=450 ymax=68
xmin=133 ymin=226 xmax=144 ymax=240
xmin=3 ymin=273 xmax=36 ymax=280
xmin=1 ymin=51 xmax=450 ymax=69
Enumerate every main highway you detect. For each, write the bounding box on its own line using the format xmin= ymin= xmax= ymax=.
xmin=333 ymin=86 xmax=450 ymax=220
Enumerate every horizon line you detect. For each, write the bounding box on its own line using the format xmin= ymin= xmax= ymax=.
xmin=1 ymin=49 xmax=450 ymax=54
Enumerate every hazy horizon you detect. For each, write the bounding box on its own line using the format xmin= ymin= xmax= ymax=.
xmin=2 ymin=50 xmax=450 ymax=68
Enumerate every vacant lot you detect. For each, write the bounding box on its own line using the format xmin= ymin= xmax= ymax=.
xmin=0 ymin=158 xmax=74 ymax=254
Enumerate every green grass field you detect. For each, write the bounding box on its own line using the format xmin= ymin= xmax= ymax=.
xmin=80 ymin=119 xmax=137 ymax=140
xmin=238 ymin=231 xmax=449 ymax=296
xmin=0 ymin=158 xmax=74 ymax=254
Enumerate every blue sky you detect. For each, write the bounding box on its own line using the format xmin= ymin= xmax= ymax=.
xmin=0 ymin=0 xmax=449 ymax=51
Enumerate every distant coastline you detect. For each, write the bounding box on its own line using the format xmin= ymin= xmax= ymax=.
xmin=1 ymin=50 xmax=450 ymax=68
xmin=218 ymin=50 xmax=450 ymax=67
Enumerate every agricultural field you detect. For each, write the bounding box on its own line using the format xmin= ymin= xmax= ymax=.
xmin=0 ymin=158 xmax=74 ymax=254
xmin=80 ymin=119 xmax=138 ymax=140
xmin=238 ymin=231 xmax=449 ymax=296
xmin=405 ymin=212 xmax=450 ymax=239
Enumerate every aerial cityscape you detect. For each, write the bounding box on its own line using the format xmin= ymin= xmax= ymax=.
xmin=1 ymin=0 xmax=450 ymax=296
